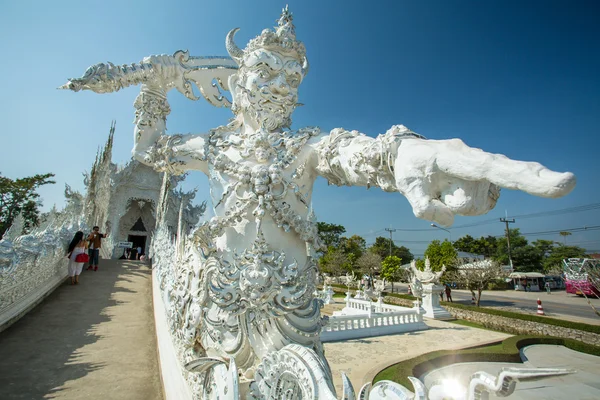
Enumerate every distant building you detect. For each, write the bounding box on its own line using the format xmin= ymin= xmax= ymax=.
xmin=457 ymin=251 xmax=485 ymax=262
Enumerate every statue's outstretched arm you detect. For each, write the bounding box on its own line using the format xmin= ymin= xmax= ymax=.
xmin=132 ymin=84 xmax=209 ymax=176
xmin=61 ymin=51 xmax=238 ymax=176
xmin=312 ymin=125 xmax=575 ymax=226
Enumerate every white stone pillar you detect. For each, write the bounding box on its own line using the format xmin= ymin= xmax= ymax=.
xmin=421 ymin=283 xmax=452 ymax=319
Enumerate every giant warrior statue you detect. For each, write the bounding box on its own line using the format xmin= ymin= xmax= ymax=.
xmin=62 ymin=7 xmax=575 ymax=399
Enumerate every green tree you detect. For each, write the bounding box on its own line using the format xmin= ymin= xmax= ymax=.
xmin=0 ymin=172 xmax=55 ymax=238
xmin=357 ymin=252 xmax=382 ymax=283
xmin=454 ymin=234 xmax=498 ymax=258
xmin=543 ymin=244 xmax=586 ymax=273
xmin=317 ymin=222 xmax=346 ymax=250
xmin=424 ymin=239 xmax=458 ymax=272
xmin=559 ymin=231 xmax=572 ymax=244
xmin=369 ymin=237 xmax=413 ymax=264
xmin=340 ymin=234 xmax=366 ymax=272
xmin=473 ymin=236 xmax=499 ymax=258
xmin=318 ymin=247 xmax=349 ymax=277
xmin=453 ymin=234 xmax=477 ymax=253
xmin=381 ymin=255 xmax=403 ymax=293
xmin=494 ymin=228 xmax=543 ymax=270
xmin=532 ymin=239 xmax=555 ymax=258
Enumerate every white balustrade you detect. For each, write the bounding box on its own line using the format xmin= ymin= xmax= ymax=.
xmin=322 ymin=295 xmax=427 ymax=342
xmin=0 ymin=215 xmax=86 ymax=333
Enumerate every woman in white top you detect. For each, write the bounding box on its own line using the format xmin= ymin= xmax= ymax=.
xmin=66 ymin=231 xmax=87 ymax=285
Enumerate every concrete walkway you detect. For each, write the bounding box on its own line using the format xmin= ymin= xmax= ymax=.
xmin=0 ymin=259 xmax=163 ymax=400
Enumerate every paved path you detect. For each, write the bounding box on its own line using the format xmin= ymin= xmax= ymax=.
xmin=322 ymin=298 xmax=511 ymax=394
xmin=423 ymin=344 xmax=600 ymax=399
xmin=0 ymin=259 xmax=163 ymax=400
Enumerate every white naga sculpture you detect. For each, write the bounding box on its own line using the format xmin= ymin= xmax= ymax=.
xmin=62 ymin=7 xmax=575 ymax=399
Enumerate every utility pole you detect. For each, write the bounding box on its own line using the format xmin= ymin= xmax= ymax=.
xmin=384 ymin=227 xmax=397 ymax=257
xmin=500 ymin=216 xmax=515 ymax=270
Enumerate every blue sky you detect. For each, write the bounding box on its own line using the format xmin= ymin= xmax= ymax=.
xmin=1 ymin=0 xmax=599 ymax=257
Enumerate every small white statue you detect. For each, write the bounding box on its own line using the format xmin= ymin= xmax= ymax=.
xmin=344 ymin=271 xmax=356 ymax=290
xmin=374 ymin=278 xmax=386 ymax=297
xmin=410 ymin=257 xmax=446 ymax=285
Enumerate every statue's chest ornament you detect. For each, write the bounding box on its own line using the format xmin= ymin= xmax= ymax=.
xmin=193 ymin=127 xmax=323 ymax=259
xmin=206 ymin=128 xmax=318 ymax=220
xmin=191 ymin=128 xmax=323 ymax=319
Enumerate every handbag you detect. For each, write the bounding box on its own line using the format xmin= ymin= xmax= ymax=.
xmin=75 ymin=253 xmax=89 ymax=263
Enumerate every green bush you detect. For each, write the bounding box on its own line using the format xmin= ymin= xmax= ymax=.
xmin=374 ymin=334 xmax=600 ymax=389
xmin=386 ymin=292 xmax=417 ymax=301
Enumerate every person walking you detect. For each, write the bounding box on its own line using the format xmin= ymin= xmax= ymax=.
xmin=445 ymin=284 xmax=453 ymax=302
xmin=136 ymin=245 xmax=142 ymax=260
xmin=66 ymin=231 xmax=87 ymax=285
xmin=87 ymin=226 xmax=108 ymax=271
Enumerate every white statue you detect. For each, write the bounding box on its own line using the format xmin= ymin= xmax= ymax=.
xmin=374 ymin=279 xmax=385 ymax=298
xmin=344 ymin=271 xmax=357 ymax=291
xmin=62 ymin=6 xmax=575 ymax=399
xmin=410 ymin=257 xmax=446 ymax=285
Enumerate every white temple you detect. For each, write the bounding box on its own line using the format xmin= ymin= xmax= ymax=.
xmin=83 ymin=122 xmax=205 ymax=259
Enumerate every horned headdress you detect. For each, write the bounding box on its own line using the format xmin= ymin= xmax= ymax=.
xmin=226 ymin=5 xmax=309 ymax=76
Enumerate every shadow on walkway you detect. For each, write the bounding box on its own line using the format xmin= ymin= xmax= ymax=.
xmin=0 ymin=259 xmax=162 ymax=400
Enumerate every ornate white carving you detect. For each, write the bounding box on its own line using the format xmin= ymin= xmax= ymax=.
xmin=410 ymin=258 xmax=445 ymax=285
xmin=0 ymin=186 xmax=87 ymax=331
xmin=374 ymin=279 xmax=386 ymax=299
xmin=63 ymin=5 xmax=576 ymax=399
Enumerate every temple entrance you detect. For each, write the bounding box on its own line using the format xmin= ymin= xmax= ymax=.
xmin=128 ymin=235 xmax=146 ymax=259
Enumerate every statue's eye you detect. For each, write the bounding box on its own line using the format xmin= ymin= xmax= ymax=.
xmin=287 ymin=73 xmax=301 ymax=88
xmin=258 ymin=68 xmax=270 ymax=79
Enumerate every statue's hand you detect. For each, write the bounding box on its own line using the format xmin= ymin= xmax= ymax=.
xmin=393 ymin=138 xmax=576 ymax=226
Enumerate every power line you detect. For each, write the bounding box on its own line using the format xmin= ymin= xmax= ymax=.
xmin=567 ymin=239 xmax=600 ymax=245
xmin=516 ymin=225 xmax=600 ymax=237
xmin=354 ymin=202 xmax=600 ymax=234
xmin=450 ymin=202 xmax=600 ymax=230
xmin=500 ymin=217 xmax=515 ymax=269
xmin=384 ymin=228 xmax=397 ymax=257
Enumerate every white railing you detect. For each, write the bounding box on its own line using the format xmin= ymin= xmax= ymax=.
xmin=322 ymin=296 xmax=427 ymax=342
xmin=341 ymin=295 xmax=413 ymax=315
xmin=0 ymin=211 xmax=86 ymax=333
xmin=342 ymin=296 xmax=373 ymax=314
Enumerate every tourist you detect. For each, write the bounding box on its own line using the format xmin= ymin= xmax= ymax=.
xmin=66 ymin=231 xmax=87 ymax=285
xmin=445 ymin=284 xmax=453 ymax=302
xmin=87 ymin=226 xmax=108 ymax=271
xmin=136 ymin=245 xmax=142 ymax=260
